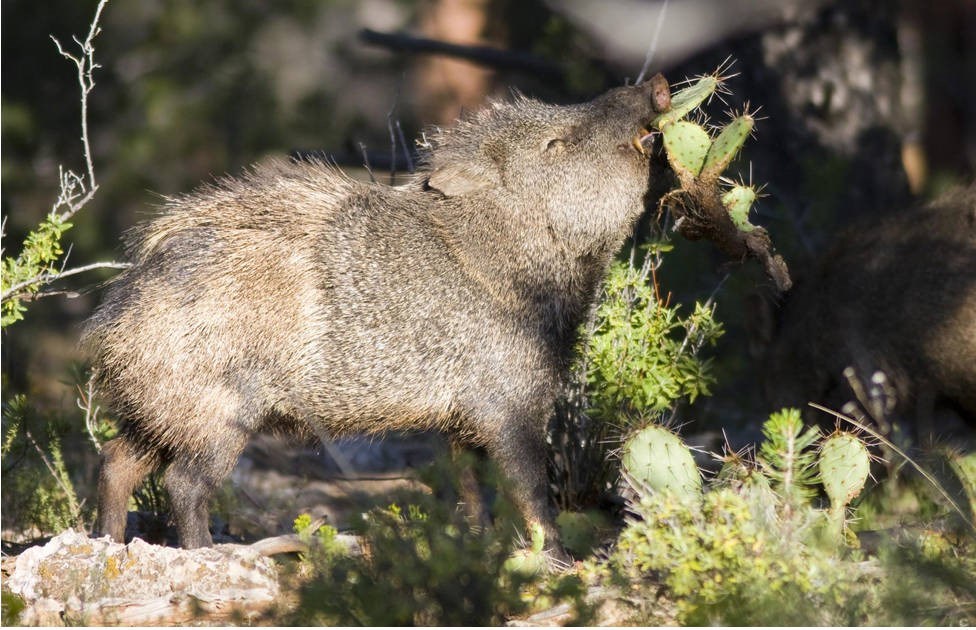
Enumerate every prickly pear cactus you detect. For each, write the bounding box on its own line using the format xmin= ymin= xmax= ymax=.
xmin=621 ymin=424 xmax=702 ymax=502
xmin=947 ymin=451 xmax=976 ymax=522
xmin=701 ymin=116 xmax=754 ymax=180
xmin=819 ymin=432 xmax=871 ymax=509
xmin=659 ymin=120 xmax=712 ymax=180
xmin=651 ymin=75 xmax=719 ymax=128
xmin=503 ymin=521 xmax=548 ymax=576
xmin=818 ymin=431 xmax=871 ymax=544
xmin=649 ymin=68 xmax=791 ymax=292
xmin=652 ymin=74 xmax=759 ymax=230
xmin=722 ymin=185 xmax=758 ymax=232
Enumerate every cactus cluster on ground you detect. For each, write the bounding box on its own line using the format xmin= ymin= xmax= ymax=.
xmin=620 ymin=409 xmax=872 ymax=546
xmin=609 ymin=409 xmax=974 ymax=625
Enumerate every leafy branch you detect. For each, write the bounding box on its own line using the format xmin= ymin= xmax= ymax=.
xmin=0 ymin=0 xmax=129 ymax=328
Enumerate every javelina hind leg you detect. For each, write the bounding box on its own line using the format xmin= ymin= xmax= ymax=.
xmin=164 ymin=429 xmax=248 ymax=548
xmin=96 ymin=435 xmax=158 ymax=543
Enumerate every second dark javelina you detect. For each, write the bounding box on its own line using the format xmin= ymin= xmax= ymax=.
xmin=85 ymin=79 xmax=669 ymax=554
xmin=764 ymin=185 xmax=976 ymax=434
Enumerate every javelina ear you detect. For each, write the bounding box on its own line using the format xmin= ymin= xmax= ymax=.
xmin=426 ymin=162 xmax=496 ymax=197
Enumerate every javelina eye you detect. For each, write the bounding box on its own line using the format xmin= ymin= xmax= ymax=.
xmin=544 ymin=138 xmax=566 ymax=154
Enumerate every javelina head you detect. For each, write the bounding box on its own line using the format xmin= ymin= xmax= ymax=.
xmin=418 ymin=82 xmax=664 ymax=250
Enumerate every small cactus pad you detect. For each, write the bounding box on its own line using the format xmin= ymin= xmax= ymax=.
xmin=503 ymin=521 xmax=548 ymax=576
xmin=661 ymin=121 xmax=711 ymax=179
xmin=622 ymin=424 xmax=702 ymax=501
xmin=700 ymin=115 xmax=754 ymax=180
xmin=556 ymin=510 xmax=609 ymax=557
xmin=721 ymin=185 xmax=758 ymax=232
xmin=651 ymin=75 xmax=719 ymax=129
xmin=948 ymin=452 xmax=976 ymax=521
xmin=818 ymin=432 xmax=871 ymax=509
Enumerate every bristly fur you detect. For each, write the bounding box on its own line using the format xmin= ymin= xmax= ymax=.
xmin=85 ymin=80 xmax=664 ymax=552
xmin=764 ymin=184 xmax=976 ymax=433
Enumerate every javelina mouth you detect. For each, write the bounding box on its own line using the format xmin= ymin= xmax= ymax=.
xmin=631 ymin=127 xmax=656 ymax=155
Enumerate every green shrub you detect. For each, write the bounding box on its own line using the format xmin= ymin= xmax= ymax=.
xmin=1 ymin=394 xmax=87 ymax=536
xmin=286 ymin=456 xmax=592 ymax=626
xmin=603 ymin=409 xmax=976 ymax=626
xmin=1 ymin=214 xmax=73 ymax=327
xmin=613 ymin=487 xmax=866 ymax=625
xmin=550 ymin=246 xmax=723 ymax=511
xmin=583 ymin=256 xmax=722 ymax=424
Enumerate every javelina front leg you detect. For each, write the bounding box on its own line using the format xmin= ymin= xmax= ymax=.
xmin=487 ymin=420 xmax=569 ymax=563
xmin=96 ymin=435 xmax=158 ymax=542
xmin=164 ymin=430 xmax=248 ymax=548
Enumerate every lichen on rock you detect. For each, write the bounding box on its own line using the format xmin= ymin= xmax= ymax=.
xmin=4 ymin=530 xmax=279 ymax=626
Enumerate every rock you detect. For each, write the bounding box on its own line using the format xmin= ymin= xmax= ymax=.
xmin=4 ymin=530 xmax=278 ymax=626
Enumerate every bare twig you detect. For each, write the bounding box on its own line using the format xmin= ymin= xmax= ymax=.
xmin=358 ymin=142 xmax=377 ymax=183
xmin=2 ymin=261 xmax=131 ymax=303
xmin=49 ymin=0 xmax=108 ymax=223
xmin=1 ymin=0 xmax=122 ymax=318
xmin=24 ymin=429 xmax=85 ymax=528
xmin=77 ymin=375 xmax=104 ymax=453
xmin=395 ymin=120 xmax=414 ymax=173
xmin=387 ymin=88 xmax=401 ymax=185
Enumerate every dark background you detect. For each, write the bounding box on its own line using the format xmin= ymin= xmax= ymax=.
xmin=2 ymin=0 xmax=974 ymax=457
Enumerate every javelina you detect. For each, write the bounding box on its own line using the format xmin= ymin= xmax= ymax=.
xmin=763 ymin=185 xmax=976 ymax=433
xmin=84 ymin=79 xmax=670 ymax=551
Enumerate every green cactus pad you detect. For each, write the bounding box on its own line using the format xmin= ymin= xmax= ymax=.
xmin=651 ymin=75 xmax=719 ymax=129
xmin=948 ymin=452 xmax=976 ymax=521
xmin=503 ymin=521 xmax=547 ymax=576
xmin=818 ymin=432 xmax=871 ymax=509
xmin=700 ymin=115 xmax=754 ymax=180
xmin=721 ymin=185 xmax=758 ymax=232
xmin=661 ymin=121 xmax=712 ymax=179
xmin=503 ymin=548 xmax=547 ymax=576
xmin=557 ymin=510 xmax=609 ymax=557
xmin=622 ymin=424 xmax=702 ymax=501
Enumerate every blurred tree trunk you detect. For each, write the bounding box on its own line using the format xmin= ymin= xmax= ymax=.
xmin=667 ymin=0 xmax=914 ymax=261
xmin=413 ymin=0 xmax=497 ymax=125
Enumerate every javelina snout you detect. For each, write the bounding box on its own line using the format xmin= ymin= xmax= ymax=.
xmin=85 ymin=79 xmax=669 ymax=553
